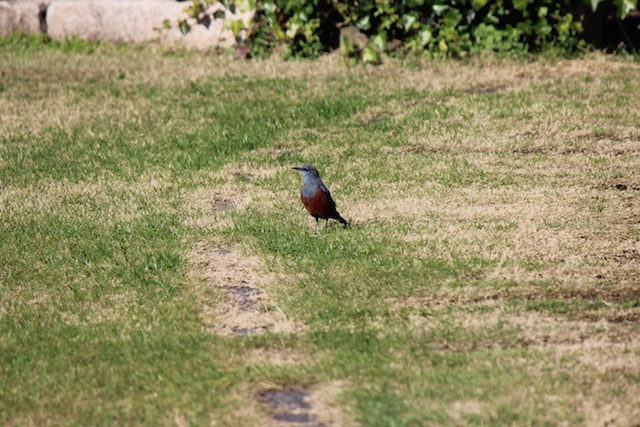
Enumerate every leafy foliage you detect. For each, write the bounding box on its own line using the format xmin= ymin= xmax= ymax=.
xmin=172 ymin=0 xmax=639 ymax=60
xmin=243 ymin=0 xmax=638 ymax=60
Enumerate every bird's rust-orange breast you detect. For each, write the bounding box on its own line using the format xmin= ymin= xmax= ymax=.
xmin=301 ymin=187 xmax=335 ymax=219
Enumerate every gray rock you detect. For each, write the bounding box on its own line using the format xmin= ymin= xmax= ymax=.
xmin=0 ymin=0 xmax=47 ymax=36
xmin=47 ymin=0 xmax=185 ymax=42
xmin=1 ymin=0 xmax=253 ymax=50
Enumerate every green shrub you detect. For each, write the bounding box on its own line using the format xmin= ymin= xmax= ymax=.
xmin=178 ymin=0 xmax=639 ymax=60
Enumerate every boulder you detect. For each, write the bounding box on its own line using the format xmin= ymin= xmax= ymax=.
xmin=44 ymin=0 xmax=252 ymax=50
xmin=46 ymin=0 xmax=185 ymax=42
xmin=0 ymin=0 xmax=253 ymax=50
xmin=0 ymin=0 xmax=46 ymax=36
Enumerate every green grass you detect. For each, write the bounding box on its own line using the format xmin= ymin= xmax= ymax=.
xmin=1 ymin=38 xmax=639 ymax=425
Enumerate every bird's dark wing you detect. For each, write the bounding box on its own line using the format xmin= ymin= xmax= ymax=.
xmin=320 ymin=184 xmax=347 ymax=224
xmin=320 ymin=184 xmax=337 ymax=209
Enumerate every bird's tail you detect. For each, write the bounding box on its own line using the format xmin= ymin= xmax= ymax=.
xmin=334 ymin=213 xmax=349 ymax=228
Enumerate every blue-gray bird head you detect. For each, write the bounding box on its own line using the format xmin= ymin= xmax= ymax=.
xmin=292 ymin=164 xmax=320 ymax=180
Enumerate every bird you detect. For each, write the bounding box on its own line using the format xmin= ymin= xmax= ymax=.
xmin=293 ymin=164 xmax=348 ymax=228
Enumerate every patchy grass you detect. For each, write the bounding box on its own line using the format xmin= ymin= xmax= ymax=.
xmin=1 ymin=40 xmax=639 ymax=426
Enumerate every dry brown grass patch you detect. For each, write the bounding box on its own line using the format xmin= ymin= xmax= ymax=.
xmin=59 ymin=290 xmax=139 ymax=326
xmin=186 ymin=163 xmax=280 ymax=229
xmin=354 ymin=168 xmax=639 ymax=291
xmin=246 ymin=348 xmax=314 ymax=367
xmin=186 ymin=184 xmax=252 ymax=230
xmin=0 ymin=288 xmax=52 ymax=322
xmin=0 ymin=94 xmax=156 ymax=139
xmin=382 ymin=52 xmax=639 ymax=95
xmin=0 ymin=172 xmax=175 ymax=222
xmin=207 ymin=384 xmax=276 ymax=427
xmin=447 ymin=400 xmax=488 ymax=425
xmin=513 ymin=312 xmax=640 ymax=355
xmin=307 ymin=381 xmax=354 ymax=427
xmin=395 ymin=304 xmax=640 ymax=424
xmin=212 ymin=162 xmax=279 ymax=182
xmin=512 ymin=312 xmax=640 ymax=426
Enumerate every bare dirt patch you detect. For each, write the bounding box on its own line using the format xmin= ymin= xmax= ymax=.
xmin=188 ymin=241 xmax=306 ymax=336
xmin=259 ymin=381 xmax=352 ymax=427
xmin=212 ymin=381 xmax=350 ymax=427
xmin=261 ymin=389 xmax=315 ymax=424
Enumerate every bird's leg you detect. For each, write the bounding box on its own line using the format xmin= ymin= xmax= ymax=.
xmin=315 ymin=217 xmax=319 ymax=233
xmin=325 ymin=218 xmax=329 ymax=229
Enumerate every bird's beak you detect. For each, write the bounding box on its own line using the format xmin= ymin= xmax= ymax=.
xmin=292 ymin=166 xmax=301 ymax=171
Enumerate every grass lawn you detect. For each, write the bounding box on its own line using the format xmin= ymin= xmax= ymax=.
xmin=1 ymin=39 xmax=639 ymax=425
